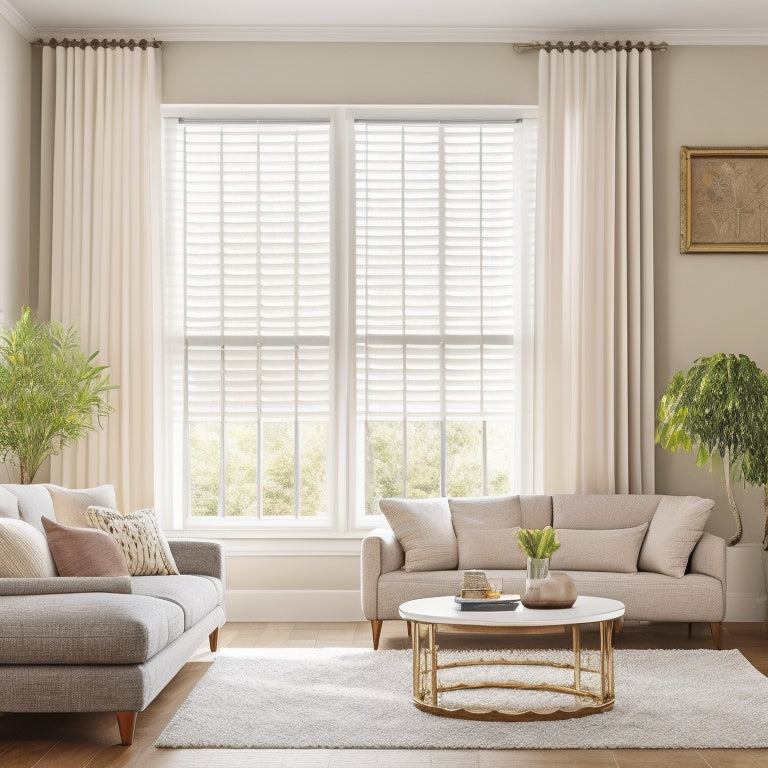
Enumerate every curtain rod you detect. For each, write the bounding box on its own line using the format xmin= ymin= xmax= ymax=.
xmin=513 ymin=40 xmax=667 ymax=53
xmin=34 ymin=38 xmax=162 ymax=50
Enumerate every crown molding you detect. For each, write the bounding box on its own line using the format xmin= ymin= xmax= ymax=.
xmin=0 ymin=0 xmax=36 ymax=41
xmin=27 ymin=23 xmax=768 ymax=45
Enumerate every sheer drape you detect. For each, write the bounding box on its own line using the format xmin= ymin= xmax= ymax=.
xmin=534 ymin=48 xmax=655 ymax=494
xmin=38 ymin=44 xmax=161 ymax=510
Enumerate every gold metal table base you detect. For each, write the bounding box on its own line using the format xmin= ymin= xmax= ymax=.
xmin=410 ymin=619 xmax=617 ymax=721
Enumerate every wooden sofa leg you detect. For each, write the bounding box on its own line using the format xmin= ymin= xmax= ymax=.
xmin=710 ymin=621 xmax=723 ymax=650
xmin=116 ymin=711 xmax=137 ymax=745
xmin=209 ymin=626 xmax=220 ymax=652
xmin=371 ymin=620 xmax=383 ymax=650
xmin=407 ymin=620 xmax=412 ymax=639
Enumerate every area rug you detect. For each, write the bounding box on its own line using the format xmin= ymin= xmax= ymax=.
xmin=156 ymin=647 xmax=768 ymax=749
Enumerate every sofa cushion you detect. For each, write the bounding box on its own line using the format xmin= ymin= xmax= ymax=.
xmin=638 ymin=496 xmax=713 ymax=578
xmin=130 ymin=575 xmax=222 ymax=630
xmin=46 ymin=484 xmax=117 ymax=527
xmin=0 ymin=592 xmax=184 ymax=664
xmin=379 ymin=498 xmax=457 ymax=572
xmin=550 ymin=523 xmax=649 ymax=573
xmin=86 ymin=506 xmax=179 ymax=576
xmin=449 ymin=496 xmax=526 ymax=569
xmin=1 ymin=484 xmax=56 ymax=533
xmin=0 ymin=518 xmax=57 ymax=577
xmin=41 ymin=517 xmax=129 ymax=577
xmin=0 ymin=486 xmax=20 ymax=519
xmin=552 ymin=494 xmax=661 ymax=529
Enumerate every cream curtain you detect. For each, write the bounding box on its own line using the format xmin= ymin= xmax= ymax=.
xmin=533 ymin=47 xmax=655 ymax=494
xmin=38 ymin=43 xmax=161 ymax=510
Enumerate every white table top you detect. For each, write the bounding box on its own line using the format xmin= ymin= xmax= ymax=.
xmin=398 ymin=595 xmax=625 ymax=627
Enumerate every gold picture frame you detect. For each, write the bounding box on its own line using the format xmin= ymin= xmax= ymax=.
xmin=680 ymin=146 xmax=768 ymax=253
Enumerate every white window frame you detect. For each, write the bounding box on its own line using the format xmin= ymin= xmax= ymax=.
xmin=159 ymin=104 xmax=536 ymax=541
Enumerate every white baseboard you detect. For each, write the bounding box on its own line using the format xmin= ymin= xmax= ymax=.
xmin=226 ymin=589 xmax=365 ymax=622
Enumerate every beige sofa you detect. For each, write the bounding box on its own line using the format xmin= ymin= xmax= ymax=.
xmin=0 ymin=483 xmax=225 ymax=745
xmin=361 ymin=494 xmax=726 ymax=650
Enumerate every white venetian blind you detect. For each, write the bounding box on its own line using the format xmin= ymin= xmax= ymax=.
xmin=166 ymin=119 xmax=331 ymax=518
xmin=354 ymin=119 xmax=537 ymax=505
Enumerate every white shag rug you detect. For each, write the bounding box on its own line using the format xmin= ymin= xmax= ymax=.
xmin=156 ymin=647 xmax=768 ymax=749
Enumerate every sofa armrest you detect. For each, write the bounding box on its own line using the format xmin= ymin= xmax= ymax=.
xmin=0 ymin=576 xmax=132 ymax=596
xmin=360 ymin=527 xmax=404 ymax=620
xmin=168 ymin=539 xmax=225 ymax=583
xmin=690 ymin=532 xmax=727 ymax=584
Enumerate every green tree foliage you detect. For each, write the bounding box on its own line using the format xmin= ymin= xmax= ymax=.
xmin=656 ymin=353 xmax=768 ymax=546
xmin=0 ymin=307 xmax=114 ymax=484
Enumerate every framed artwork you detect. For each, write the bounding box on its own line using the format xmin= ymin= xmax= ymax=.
xmin=680 ymin=146 xmax=768 ymax=253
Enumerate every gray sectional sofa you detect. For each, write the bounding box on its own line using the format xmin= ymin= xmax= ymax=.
xmin=361 ymin=493 xmax=726 ymax=650
xmin=0 ymin=483 xmax=225 ymax=745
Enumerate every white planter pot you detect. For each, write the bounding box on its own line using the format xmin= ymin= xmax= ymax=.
xmin=725 ymin=543 xmax=768 ymax=621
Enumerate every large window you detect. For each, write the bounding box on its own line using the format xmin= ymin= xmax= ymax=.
xmin=161 ymin=108 xmax=536 ymax=530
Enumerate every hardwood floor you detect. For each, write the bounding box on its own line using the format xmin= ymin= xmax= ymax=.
xmin=1 ymin=620 xmax=768 ymax=767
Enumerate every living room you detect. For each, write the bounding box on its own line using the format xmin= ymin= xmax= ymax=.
xmin=1 ymin=0 xmax=768 ymax=765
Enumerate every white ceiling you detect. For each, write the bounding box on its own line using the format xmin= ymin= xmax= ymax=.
xmin=3 ymin=0 xmax=768 ymax=44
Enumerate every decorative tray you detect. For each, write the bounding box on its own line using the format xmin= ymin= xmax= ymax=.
xmin=454 ymin=594 xmax=521 ymax=611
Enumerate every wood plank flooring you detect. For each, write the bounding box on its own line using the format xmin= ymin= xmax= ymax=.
xmin=1 ymin=620 xmax=767 ymax=767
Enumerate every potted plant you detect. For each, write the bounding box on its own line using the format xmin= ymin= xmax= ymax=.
xmin=0 ymin=307 xmax=115 ymax=484
xmin=516 ymin=526 xmax=577 ymax=608
xmin=656 ymin=353 xmax=768 ymax=547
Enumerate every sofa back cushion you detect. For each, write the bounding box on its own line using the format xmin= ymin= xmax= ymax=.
xmin=379 ymin=498 xmax=458 ymax=572
xmin=449 ymin=496 xmax=526 ymax=569
xmin=638 ymin=495 xmax=713 ymax=578
xmin=550 ymin=523 xmax=649 ymax=572
xmin=0 ymin=486 xmax=20 ymax=519
xmin=0 ymin=518 xmax=57 ymax=577
xmin=552 ymin=494 xmax=662 ymax=529
xmin=519 ymin=495 xmax=554 ymax=529
xmin=1 ymin=484 xmax=56 ymax=533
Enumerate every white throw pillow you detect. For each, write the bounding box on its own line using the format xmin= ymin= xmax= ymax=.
xmin=46 ymin=484 xmax=118 ymax=527
xmin=550 ymin=523 xmax=649 ymax=573
xmin=638 ymin=496 xmax=713 ymax=578
xmin=379 ymin=498 xmax=458 ymax=572
xmin=86 ymin=506 xmax=179 ymax=576
xmin=449 ymin=496 xmax=526 ymax=569
xmin=0 ymin=518 xmax=57 ymax=577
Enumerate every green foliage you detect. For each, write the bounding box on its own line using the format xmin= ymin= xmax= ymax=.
xmin=0 ymin=307 xmax=114 ymax=484
xmin=656 ymin=354 xmax=768 ymax=469
xmin=656 ymin=353 xmax=768 ymax=546
xmin=517 ymin=526 xmax=560 ymax=559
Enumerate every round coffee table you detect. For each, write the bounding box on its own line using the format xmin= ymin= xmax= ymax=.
xmin=398 ymin=594 xmax=625 ymax=721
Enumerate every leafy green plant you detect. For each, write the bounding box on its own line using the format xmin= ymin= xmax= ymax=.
xmin=656 ymin=353 xmax=768 ymax=546
xmin=0 ymin=307 xmax=115 ymax=484
xmin=517 ymin=526 xmax=561 ymax=559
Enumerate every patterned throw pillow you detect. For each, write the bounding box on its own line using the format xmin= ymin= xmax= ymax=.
xmin=85 ymin=506 xmax=179 ymax=576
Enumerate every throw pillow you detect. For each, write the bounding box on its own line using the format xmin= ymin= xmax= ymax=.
xmin=85 ymin=506 xmax=179 ymax=576
xmin=0 ymin=518 xmax=57 ymax=577
xmin=45 ymin=484 xmax=118 ymax=527
xmin=550 ymin=523 xmax=649 ymax=573
xmin=638 ymin=496 xmax=713 ymax=578
xmin=379 ymin=498 xmax=458 ymax=572
xmin=449 ymin=496 xmax=526 ymax=569
xmin=41 ymin=516 xmax=129 ymax=577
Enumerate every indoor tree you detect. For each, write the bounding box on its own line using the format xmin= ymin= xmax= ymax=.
xmin=656 ymin=353 xmax=768 ymax=546
xmin=0 ymin=307 xmax=115 ymax=484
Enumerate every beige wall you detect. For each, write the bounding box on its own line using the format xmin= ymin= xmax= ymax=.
xmin=653 ymin=47 xmax=768 ymax=545
xmin=162 ymin=42 xmax=538 ymax=104
xmin=0 ymin=16 xmax=30 ymax=328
